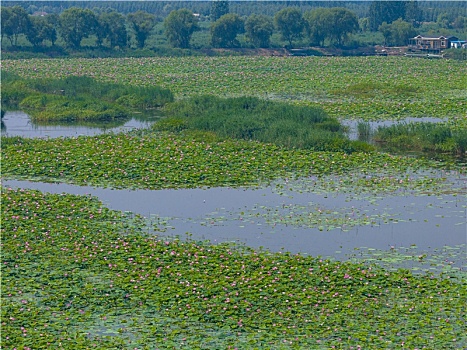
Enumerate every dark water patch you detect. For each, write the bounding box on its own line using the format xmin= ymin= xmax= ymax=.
xmin=3 ymin=179 xmax=465 ymax=273
xmin=0 ymin=111 xmax=159 ymax=138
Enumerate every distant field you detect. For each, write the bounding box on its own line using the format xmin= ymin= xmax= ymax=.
xmin=3 ymin=56 xmax=466 ymax=122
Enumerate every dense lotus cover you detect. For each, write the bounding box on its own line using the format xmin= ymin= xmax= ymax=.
xmin=2 ymin=188 xmax=466 ymax=348
xmin=1 ymin=131 xmax=458 ymax=191
xmin=1 ymin=55 xmax=466 ymax=349
xmin=2 ymin=56 xmax=466 ymax=121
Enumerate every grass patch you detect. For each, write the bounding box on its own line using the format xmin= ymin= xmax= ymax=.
xmin=157 ymin=95 xmax=374 ymax=153
xmin=374 ymin=122 xmax=467 ymax=155
xmin=1 ymin=73 xmax=174 ymax=122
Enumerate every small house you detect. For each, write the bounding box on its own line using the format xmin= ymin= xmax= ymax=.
xmin=408 ymin=35 xmax=459 ymax=52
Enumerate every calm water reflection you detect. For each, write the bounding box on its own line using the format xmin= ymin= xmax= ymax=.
xmin=3 ymin=179 xmax=465 ymax=262
xmin=1 ymin=111 xmax=158 ymax=138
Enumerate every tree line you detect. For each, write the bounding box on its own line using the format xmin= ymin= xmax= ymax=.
xmin=8 ymin=0 xmax=467 ymax=22
xmin=1 ymin=1 xmax=465 ymax=53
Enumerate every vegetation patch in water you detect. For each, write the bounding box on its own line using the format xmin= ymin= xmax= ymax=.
xmin=201 ymin=202 xmax=399 ymax=232
xmin=2 ymin=188 xmax=466 ymax=348
xmin=345 ymin=245 xmax=467 ymax=280
xmin=2 ymin=132 xmax=461 ymax=191
xmin=1 ymin=72 xmax=173 ymax=121
xmin=156 ymin=95 xmax=373 ymax=153
xmin=374 ymin=122 xmax=467 ymax=155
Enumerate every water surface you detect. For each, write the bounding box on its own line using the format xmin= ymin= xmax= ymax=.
xmin=2 ymin=111 xmax=465 ymax=271
xmin=1 ymin=111 xmax=158 ymax=138
xmin=4 ymin=179 xmax=465 ymax=265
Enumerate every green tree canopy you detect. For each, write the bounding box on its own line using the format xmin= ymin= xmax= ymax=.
xmin=305 ymin=8 xmax=358 ymax=47
xmin=1 ymin=6 xmax=31 ymax=46
xmin=245 ymin=14 xmax=274 ymax=48
xmin=98 ymin=11 xmax=128 ymax=49
xmin=379 ymin=18 xmax=416 ymax=46
xmin=304 ymin=8 xmax=329 ymax=47
xmin=404 ymin=1 xmax=422 ymax=27
xmin=164 ymin=8 xmax=199 ymax=49
xmin=26 ymin=15 xmax=57 ymax=47
xmin=274 ymin=7 xmax=306 ymax=47
xmin=452 ymin=16 xmax=466 ymax=30
xmin=210 ymin=13 xmax=244 ymax=48
xmin=326 ymin=8 xmax=359 ymax=46
xmin=368 ymin=1 xmax=407 ymax=31
xmin=210 ymin=0 xmax=229 ymax=22
xmin=127 ymin=11 xmax=156 ymax=49
xmin=59 ymin=7 xmax=98 ymax=49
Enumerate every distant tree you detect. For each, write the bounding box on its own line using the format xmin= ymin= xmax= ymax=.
xmin=59 ymin=7 xmax=98 ymax=49
xmin=379 ymin=22 xmax=393 ymax=46
xmin=25 ymin=16 xmax=42 ymax=48
xmin=304 ymin=8 xmax=330 ymax=47
xmin=26 ymin=15 xmax=57 ymax=47
xmin=305 ymin=8 xmax=358 ymax=47
xmin=452 ymin=16 xmax=466 ymax=30
xmin=45 ymin=14 xmax=60 ymax=46
xmin=127 ymin=11 xmax=156 ymax=49
xmin=368 ymin=1 xmax=407 ymax=31
xmin=379 ymin=18 xmax=416 ymax=46
xmin=210 ymin=0 xmax=229 ymax=22
xmin=436 ymin=13 xmax=451 ymax=29
xmin=326 ymin=8 xmax=359 ymax=46
xmin=404 ymin=1 xmax=422 ymax=27
xmin=98 ymin=11 xmax=128 ymax=49
xmin=164 ymin=9 xmax=199 ymax=49
xmin=245 ymin=14 xmax=274 ymax=48
xmin=274 ymin=7 xmax=306 ymax=47
xmin=1 ymin=6 xmax=31 ymax=46
xmin=210 ymin=13 xmax=244 ymax=48
xmin=359 ymin=17 xmax=371 ymax=32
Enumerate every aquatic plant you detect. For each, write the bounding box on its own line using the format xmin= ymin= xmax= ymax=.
xmin=2 ymin=188 xmax=466 ymax=348
xmin=0 ymin=71 xmax=35 ymax=108
xmin=19 ymin=94 xmax=129 ymax=121
xmin=2 ymin=56 xmax=465 ymax=120
xmin=3 ymin=74 xmax=174 ymax=121
xmin=2 ymin=132 xmax=461 ymax=191
xmin=158 ymin=95 xmax=373 ymax=153
xmin=374 ymin=122 xmax=467 ymax=155
xmin=357 ymin=121 xmax=372 ymax=142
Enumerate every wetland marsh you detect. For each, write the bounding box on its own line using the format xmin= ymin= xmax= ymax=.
xmin=1 ymin=56 xmax=466 ymax=348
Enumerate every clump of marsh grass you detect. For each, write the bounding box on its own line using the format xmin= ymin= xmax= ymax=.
xmin=374 ymin=122 xmax=467 ymax=155
xmin=3 ymin=74 xmax=174 ymax=121
xmin=357 ymin=121 xmax=372 ymax=142
xmin=157 ymin=95 xmax=374 ymax=153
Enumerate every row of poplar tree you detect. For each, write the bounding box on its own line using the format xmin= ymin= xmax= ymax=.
xmin=0 ymin=1 xmax=459 ymax=50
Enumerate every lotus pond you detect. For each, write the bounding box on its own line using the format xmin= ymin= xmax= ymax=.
xmin=2 ymin=127 xmax=467 ymax=348
xmin=2 ymin=56 xmax=466 ymax=121
xmin=2 ymin=188 xmax=466 ymax=348
xmin=1 ymin=56 xmax=467 ymax=348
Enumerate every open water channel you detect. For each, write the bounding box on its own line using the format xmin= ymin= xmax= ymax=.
xmin=2 ymin=111 xmax=466 ymax=273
